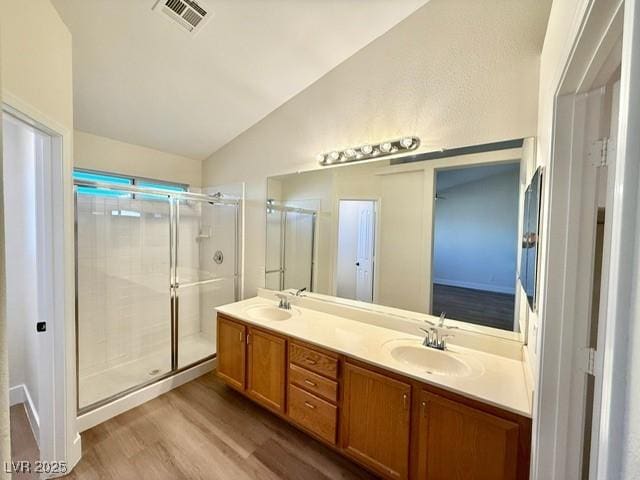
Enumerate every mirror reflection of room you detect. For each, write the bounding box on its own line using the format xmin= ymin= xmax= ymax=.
xmin=431 ymin=162 xmax=520 ymax=331
xmin=266 ymin=138 xmax=538 ymax=334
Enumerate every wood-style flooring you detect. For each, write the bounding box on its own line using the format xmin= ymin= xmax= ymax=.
xmin=432 ymin=283 xmax=516 ymax=331
xmin=10 ymin=404 xmax=40 ymax=479
xmin=64 ymin=373 xmax=376 ymax=480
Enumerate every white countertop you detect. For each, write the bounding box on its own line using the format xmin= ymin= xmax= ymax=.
xmin=216 ymin=296 xmax=532 ymax=418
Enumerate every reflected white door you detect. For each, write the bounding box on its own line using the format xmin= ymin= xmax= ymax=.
xmin=337 ymin=200 xmax=375 ymax=302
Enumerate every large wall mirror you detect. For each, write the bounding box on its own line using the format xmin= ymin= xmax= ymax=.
xmin=265 ymin=138 xmax=538 ymax=340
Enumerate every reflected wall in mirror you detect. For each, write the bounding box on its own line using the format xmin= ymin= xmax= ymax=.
xmin=432 ymin=162 xmax=521 ymax=331
xmin=266 ymin=138 xmax=536 ymax=337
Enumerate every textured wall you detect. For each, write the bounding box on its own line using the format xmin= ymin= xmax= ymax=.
xmin=74 ymin=130 xmax=202 ymax=187
xmin=202 ymin=0 xmax=549 ymax=299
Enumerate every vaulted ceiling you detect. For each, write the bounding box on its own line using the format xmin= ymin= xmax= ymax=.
xmin=52 ymin=0 xmax=430 ymax=159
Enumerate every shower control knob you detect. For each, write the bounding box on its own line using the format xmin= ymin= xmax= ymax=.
xmin=36 ymin=322 xmax=47 ymax=333
xmin=213 ymin=250 xmax=224 ymax=264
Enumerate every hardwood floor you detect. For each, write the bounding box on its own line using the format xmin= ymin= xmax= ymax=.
xmin=10 ymin=404 xmax=40 ymax=479
xmin=432 ymin=284 xmax=516 ymax=331
xmin=65 ymin=373 xmax=376 ymax=480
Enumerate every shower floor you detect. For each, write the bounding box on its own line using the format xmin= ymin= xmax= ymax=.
xmin=79 ymin=332 xmax=215 ymax=410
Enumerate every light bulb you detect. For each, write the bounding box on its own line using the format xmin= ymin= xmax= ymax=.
xmin=380 ymin=142 xmax=392 ymax=153
xmin=400 ymin=137 xmax=414 ymax=148
xmin=345 ymin=149 xmax=357 ymax=159
xmin=316 ymin=153 xmax=326 ymax=163
xmin=361 ymin=144 xmax=373 ymax=155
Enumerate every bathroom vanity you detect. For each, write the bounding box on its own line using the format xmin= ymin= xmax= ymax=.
xmin=216 ymin=293 xmax=532 ymax=480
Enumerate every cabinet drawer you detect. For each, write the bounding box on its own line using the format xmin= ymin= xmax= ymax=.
xmin=289 ymin=363 xmax=338 ymax=403
xmin=289 ymin=342 xmax=338 ymax=380
xmin=288 ymin=384 xmax=337 ymax=444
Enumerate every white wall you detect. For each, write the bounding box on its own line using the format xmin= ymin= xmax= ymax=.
xmin=74 ymin=130 xmax=202 ymax=187
xmin=3 ymin=117 xmax=40 ymax=414
xmin=433 ymin=167 xmax=519 ymax=294
xmin=203 ymin=0 xmax=546 ymax=300
xmin=1 ymin=0 xmax=79 ymax=468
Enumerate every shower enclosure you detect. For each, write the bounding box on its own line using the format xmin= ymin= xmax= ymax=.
xmin=265 ymin=203 xmax=316 ymax=292
xmin=74 ymin=180 xmax=240 ymax=412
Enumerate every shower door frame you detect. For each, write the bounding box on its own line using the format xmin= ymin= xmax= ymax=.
xmin=265 ymin=204 xmax=317 ymax=292
xmin=74 ymin=180 xmax=241 ymax=414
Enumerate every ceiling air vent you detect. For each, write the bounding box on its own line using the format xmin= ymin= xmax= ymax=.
xmin=152 ymin=0 xmax=213 ymax=35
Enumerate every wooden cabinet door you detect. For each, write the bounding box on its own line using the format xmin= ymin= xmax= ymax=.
xmin=247 ymin=327 xmax=286 ymax=413
xmin=216 ymin=316 xmax=246 ymax=390
xmin=342 ymin=363 xmax=411 ymax=479
xmin=417 ymin=390 xmax=519 ymax=480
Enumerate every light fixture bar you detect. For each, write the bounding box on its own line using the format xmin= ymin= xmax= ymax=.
xmin=317 ymin=136 xmax=420 ymax=166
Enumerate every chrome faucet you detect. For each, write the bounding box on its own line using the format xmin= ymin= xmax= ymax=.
xmin=419 ymin=327 xmax=454 ymax=351
xmin=295 ymin=287 xmax=307 ymax=297
xmin=424 ymin=312 xmax=456 ymax=330
xmin=276 ymin=293 xmax=291 ymax=310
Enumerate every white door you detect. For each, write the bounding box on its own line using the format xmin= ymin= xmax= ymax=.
xmin=336 ymin=200 xmax=375 ymax=302
xmin=354 ymin=203 xmax=375 ymax=302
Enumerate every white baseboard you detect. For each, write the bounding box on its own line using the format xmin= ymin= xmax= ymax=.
xmin=76 ymin=359 xmax=215 ymax=432
xmin=433 ymin=278 xmax=516 ymax=295
xmin=9 ymin=383 xmax=40 ymax=445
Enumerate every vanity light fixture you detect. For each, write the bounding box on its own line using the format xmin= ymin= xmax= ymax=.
xmin=317 ymin=136 xmax=420 ymax=166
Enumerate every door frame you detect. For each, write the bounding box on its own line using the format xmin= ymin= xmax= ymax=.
xmin=333 ymin=197 xmax=380 ymax=304
xmin=430 ymin=157 xmax=523 ymax=330
xmin=531 ymin=0 xmax=632 ymax=478
xmin=2 ymin=92 xmax=81 ymax=472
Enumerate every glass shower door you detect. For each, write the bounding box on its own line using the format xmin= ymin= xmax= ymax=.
xmin=175 ymin=198 xmax=238 ymax=368
xmin=75 ymin=187 xmax=173 ymax=410
xmin=265 ymin=208 xmax=284 ymax=290
xmin=283 ymin=210 xmax=315 ymax=292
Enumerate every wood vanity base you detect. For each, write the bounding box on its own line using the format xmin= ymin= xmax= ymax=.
xmin=216 ymin=313 xmax=531 ymax=480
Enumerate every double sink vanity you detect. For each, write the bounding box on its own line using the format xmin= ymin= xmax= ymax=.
xmin=216 ymin=291 xmax=532 ymax=480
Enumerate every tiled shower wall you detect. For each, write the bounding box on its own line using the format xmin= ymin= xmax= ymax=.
xmin=77 ymin=195 xmax=173 ymax=379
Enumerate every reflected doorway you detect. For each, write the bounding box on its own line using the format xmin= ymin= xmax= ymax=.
xmin=431 ymin=162 xmax=520 ymax=330
xmin=336 ymin=200 xmax=376 ymax=303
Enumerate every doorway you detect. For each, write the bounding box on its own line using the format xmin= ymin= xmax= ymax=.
xmin=2 ymin=107 xmax=67 ymax=474
xmin=336 ymin=200 xmax=376 ymax=303
xmin=431 ymin=162 xmax=520 ymax=331
xmin=534 ymin=2 xmax=626 ymax=477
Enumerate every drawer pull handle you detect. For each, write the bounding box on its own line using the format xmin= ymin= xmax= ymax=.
xmin=305 ymin=359 xmax=318 ymax=365
xmin=304 ymin=401 xmax=316 ymax=410
xmin=304 ymin=379 xmax=317 ymax=387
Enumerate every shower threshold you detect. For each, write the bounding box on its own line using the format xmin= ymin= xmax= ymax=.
xmin=78 ymin=332 xmax=214 ymax=412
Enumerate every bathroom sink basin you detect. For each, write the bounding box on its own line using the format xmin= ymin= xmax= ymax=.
xmin=382 ymin=339 xmax=480 ymax=377
xmin=244 ymin=305 xmax=298 ymax=322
